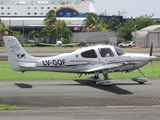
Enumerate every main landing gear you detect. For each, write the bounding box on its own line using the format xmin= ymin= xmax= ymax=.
xmin=86 ymin=70 xmax=114 ymax=86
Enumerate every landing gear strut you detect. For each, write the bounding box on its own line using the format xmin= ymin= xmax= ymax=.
xmin=131 ymin=68 xmax=147 ymax=84
xmin=86 ymin=71 xmax=114 ymax=86
xmin=96 ymin=70 xmax=114 ymax=86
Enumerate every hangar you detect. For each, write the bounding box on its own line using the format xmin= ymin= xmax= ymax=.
xmin=132 ymin=25 xmax=160 ymax=47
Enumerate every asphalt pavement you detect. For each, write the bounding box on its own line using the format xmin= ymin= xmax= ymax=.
xmin=0 ymin=79 xmax=160 ymax=120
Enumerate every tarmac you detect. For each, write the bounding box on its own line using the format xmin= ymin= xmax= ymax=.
xmin=0 ymin=79 xmax=160 ymax=120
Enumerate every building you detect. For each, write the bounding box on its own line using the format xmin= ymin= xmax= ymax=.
xmin=132 ymin=25 xmax=160 ymax=47
xmin=0 ymin=0 xmax=95 ymax=34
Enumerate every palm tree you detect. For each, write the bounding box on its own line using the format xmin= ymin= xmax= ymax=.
xmin=43 ymin=10 xmax=57 ymax=29
xmin=83 ymin=12 xmax=99 ymax=31
xmin=93 ymin=18 xmax=108 ymax=32
xmin=107 ymin=17 xmax=122 ymax=31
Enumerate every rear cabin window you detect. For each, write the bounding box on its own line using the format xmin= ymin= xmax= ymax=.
xmin=81 ymin=49 xmax=97 ymax=58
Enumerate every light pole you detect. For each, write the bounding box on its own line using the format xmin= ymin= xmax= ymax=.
xmin=134 ymin=25 xmax=137 ymax=43
xmin=9 ymin=18 xmax=11 ymax=35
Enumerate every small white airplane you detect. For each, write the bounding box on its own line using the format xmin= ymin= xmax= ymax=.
xmin=38 ymin=40 xmax=80 ymax=47
xmin=3 ymin=36 xmax=157 ymax=85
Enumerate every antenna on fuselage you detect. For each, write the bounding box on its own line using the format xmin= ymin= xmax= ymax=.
xmin=81 ymin=39 xmax=90 ymax=47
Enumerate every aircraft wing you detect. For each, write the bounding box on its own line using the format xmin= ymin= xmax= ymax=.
xmin=38 ymin=43 xmax=79 ymax=47
xmin=38 ymin=43 xmax=58 ymax=46
xmin=62 ymin=43 xmax=80 ymax=47
xmin=81 ymin=62 xmax=138 ymax=73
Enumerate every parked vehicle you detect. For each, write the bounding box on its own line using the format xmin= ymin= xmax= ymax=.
xmin=118 ymin=41 xmax=135 ymax=48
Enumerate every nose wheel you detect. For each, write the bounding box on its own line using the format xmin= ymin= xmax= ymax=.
xmin=131 ymin=68 xmax=147 ymax=84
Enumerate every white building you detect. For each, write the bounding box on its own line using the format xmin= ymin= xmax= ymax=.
xmin=0 ymin=0 xmax=95 ymax=32
xmin=132 ymin=25 xmax=160 ymax=47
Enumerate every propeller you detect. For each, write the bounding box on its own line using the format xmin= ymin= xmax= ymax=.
xmin=150 ymin=42 xmax=153 ymax=56
xmin=149 ymin=42 xmax=155 ymax=74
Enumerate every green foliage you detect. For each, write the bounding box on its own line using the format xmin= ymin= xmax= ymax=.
xmin=0 ymin=61 xmax=160 ymax=80
xmin=134 ymin=14 xmax=157 ymax=30
xmin=107 ymin=17 xmax=122 ymax=31
xmin=9 ymin=30 xmax=24 ymax=44
xmin=39 ymin=28 xmax=50 ymax=43
xmin=83 ymin=13 xmax=123 ymax=32
xmin=42 ymin=10 xmax=72 ymax=44
xmin=83 ymin=12 xmax=99 ymax=31
xmin=28 ymin=30 xmax=38 ymax=40
xmin=0 ymin=104 xmax=21 ymax=110
xmin=10 ymin=30 xmax=23 ymax=39
xmin=43 ymin=10 xmax=56 ymax=28
xmin=118 ymin=15 xmax=158 ymax=40
xmin=118 ymin=20 xmax=135 ymax=40
xmin=93 ymin=18 xmax=108 ymax=32
xmin=0 ymin=19 xmax=9 ymax=35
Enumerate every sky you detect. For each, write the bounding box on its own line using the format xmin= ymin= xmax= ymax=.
xmin=93 ymin=0 xmax=160 ymax=18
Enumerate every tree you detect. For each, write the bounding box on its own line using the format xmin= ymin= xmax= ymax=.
xmin=54 ymin=20 xmax=67 ymax=40
xmin=118 ymin=15 xmax=158 ymax=40
xmin=93 ymin=18 xmax=108 ymax=32
xmin=9 ymin=30 xmax=24 ymax=44
xmin=134 ymin=14 xmax=157 ymax=30
xmin=83 ymin=12 xmax=99 ymax=31
xmin=10 ymin=30 xmax=23 ymax=39
xmin=107 ymin=17 xmax=122 ymax=31
xmin=0 ymin=19 xmax=9 ymax=35
xmin=39 ymin=28 xmax=50 ymax=43
xmin=28 ymin=30 xmax=38 ymax=40
xmin=43 ymin=10 xmax=56 ymax=29
xmin=54 ymin=20 xmax=72 ymax=44
xmin=48 ymin=27 xmax=58 ymax=44
xmin=61 ymin=27 xmax=72 ymax=44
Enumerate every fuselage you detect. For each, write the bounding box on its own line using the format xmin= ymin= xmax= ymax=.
xmin=19 ymin=45 xmax=155 ymax=73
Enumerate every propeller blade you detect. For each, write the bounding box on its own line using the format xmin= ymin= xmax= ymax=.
xmin=150 ymin=42 xmax=153 ymax=56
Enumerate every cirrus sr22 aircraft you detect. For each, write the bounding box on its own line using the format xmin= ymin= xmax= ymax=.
xmin=3 ymin=36 xmax=157 ymax=85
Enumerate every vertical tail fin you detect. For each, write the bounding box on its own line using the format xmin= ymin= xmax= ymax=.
xmin=3 ymin=36 xmax=38 ymax=71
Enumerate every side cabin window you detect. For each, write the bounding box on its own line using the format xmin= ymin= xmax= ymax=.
xmin=99 ymin=48 xmax=114 ymax=57
xmin=114 ymin=46 xmax=126 ymax=56
xmin=81 ymin=49 xmax=97 ymax=58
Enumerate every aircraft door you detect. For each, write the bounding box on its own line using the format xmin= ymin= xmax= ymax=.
xmin=98 ymin=48 xmax=115 ymax=63
xmin=99 ymin=48 xmax=114 ymax=57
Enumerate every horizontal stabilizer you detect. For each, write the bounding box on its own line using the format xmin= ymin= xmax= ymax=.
xmin=123 ymin=62 xmax=138 ymax=65
xmin=20 ymin=63 xmax=36 ymax=68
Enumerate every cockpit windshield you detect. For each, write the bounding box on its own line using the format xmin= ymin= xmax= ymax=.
xmin=114 ymin=46 xmax=126 ymax=56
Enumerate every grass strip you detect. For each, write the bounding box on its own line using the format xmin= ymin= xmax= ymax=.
xmin=0 ymin=104 xmax=21 ymax=110
xmin=0 ymin=61 xmax=160 ymax=80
